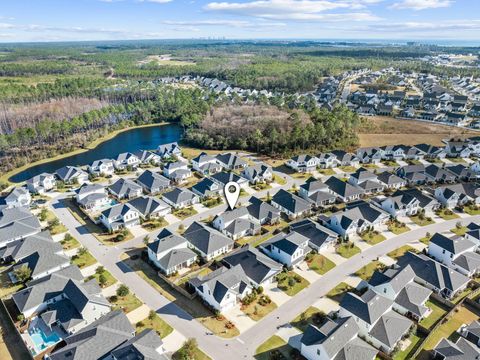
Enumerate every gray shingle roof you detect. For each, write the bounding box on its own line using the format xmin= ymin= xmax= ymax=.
xmin=325 ymin=176 xmax=364 ymax=199
xmin=369 ymin=310 xmax=412 ymax=348
xmin=271 ymin=189 xmax=311 ymax=214
xmin=108 ymin=178 xmax=142 ymax=198
xmin=128 ymin=196 xmax=170 ymax=217
xmin=430 ymin=233 xmax=476 ymax=254
xmin=434 ymin=337 xmax=480 ymax=360
xmin=162 ymin=187 xmax=198 ymax=205
xmin=340 ymin=289 xmax=393 ymax=325
xmin=49 ymin=310 xmax=135 ymax=360
xmin=183 ymin=221 xmax=233 ymax=256
xmin=223 ymin=245 xmax=282 ymax=285
xmin=110 ymin=329 xmax=167 ymax=360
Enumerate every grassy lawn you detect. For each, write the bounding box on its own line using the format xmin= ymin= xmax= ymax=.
xmin=291 ymin=172 xmax=309 ymax=179
xmin=173 ymin=346 xmax=211 ymax=360
xmin=336 ymin=242 xmax=361 ymax=258
xmin=436 ymin=209 xmax=459 ymax=220
xmin=326 ymin=282 xmax=354 ymax=303
xmin=276 ymin=271 xmax=309 ymax=296
xmin=291 ymin=306 xmax=325 ymax=332
xmin=96 ymin=230 xmax=134 ymax=246
xmin=451 ymin=226 xmax=468 ymax=236
xmin=388 ymin=223 xmax=410 ymax=235
xmin=0 ymin=271 xmax=23 ymax=298
xmin=338 ymin=165 xmax=357 ymax=173
xmin=71 ymin=249 xmax=97 ymax=269
xmin=382 ymin=160 xmax=398 ymax=167
xmin=419 ymin=300 xmax=449 ymax=330
xmin=422 ymin=306 xmax=479 ymax=351
xmin=41 ymin=209 xmax=68 ymax=235
xmin=363 ymin=163 xmax=378 ymax=169
xmin=410 ymin=215 xmax=435 ymax=227
xmin=241 ymin=296 xmax=277 ymax=321
xmin=136 ymin=313 xmax=173 ymax=338
xmin=387 ymin=245 xmax=418 ymax=260
xmin=451 ymin=288 xmax=474 ymax=304
xmin=463 ymin=205 xmax=480 ymax=215
xmin=272 ymin=174 xmax=287 ymax=185
xmin=141 ymin=217 xmax=168 ymax=231
xmin=355 ymin=261 xmax=386 ymax=281
xmin=306 ymin=253 xmax=336 ymax=275
xmin=255 ymin=335 xmax=295 ymax=360
xmin=60 ymin=234 xmax=80 ymax=251
xmin=87 ymin=267 xmax=117 ymax=288
xmin=64 ymin=198 xmax=133 ymax=245
xmin=361 ymin=231 xmax=386 ymax=245
xmin=393 ymin=332 xmax=425 ymax=360
xmin=120 ymin=251 xmax=239 ymax=338
xmin=173 ymin=206 xmax=198 ymax=219
xmin=318 ymin=168 xmax=336 ymax=176
xmin=201 ymin=197 xmax=223 ymax=208
xmin=109 ymin=292 xmax=143 ymax=314
xmin=419 ymin=235 xmax=432 ymax=245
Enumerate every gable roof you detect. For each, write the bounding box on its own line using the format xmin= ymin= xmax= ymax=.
xmin=271 ymin=189 xmax=311 ymax=214
xmin=325 ymin=176 xmax=364 ymax=199
xmin=340 ymin=289 xmax=393 ymax=325
xmin=183 ymin=221 xmax=233 ymax=256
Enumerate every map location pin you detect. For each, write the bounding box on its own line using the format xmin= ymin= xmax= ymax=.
xmin=224 ymin=182 xmax=240 ymax=210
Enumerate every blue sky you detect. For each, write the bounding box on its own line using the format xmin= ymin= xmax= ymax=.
xmin=1 ymin=0 xmax=479 ymax=42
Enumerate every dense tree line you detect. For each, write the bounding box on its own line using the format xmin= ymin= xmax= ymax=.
xmin=184 ymin=105 xmax=360 ymax=156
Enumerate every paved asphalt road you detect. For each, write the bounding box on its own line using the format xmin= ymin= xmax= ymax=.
xmin=50 ymin=186 xmax=480 ymax=359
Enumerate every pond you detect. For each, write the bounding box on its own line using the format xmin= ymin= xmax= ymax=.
xmin=9 ymin=123 xmax=183 ymax=183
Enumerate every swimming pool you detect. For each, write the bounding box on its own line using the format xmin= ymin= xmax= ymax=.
xmin=28 ymin=325 xmax=61 ymax=354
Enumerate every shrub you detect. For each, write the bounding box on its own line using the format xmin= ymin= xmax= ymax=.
xmin=98 ymin=273 xmax=107 ymax=287
xmin=116 ymin=284 xmax=130 ymax=297
xmin=116 ymin=234 xmax=125 ymax=242
xmin=288 ymin=277 xmax=296 ymax=287
xmin=294 ymin=275 xmax=302 ymax=283
xmin=148 ymin=310 xmax=156 ymax=320
xmin=257 ymin=286 xmax=264 ymax=294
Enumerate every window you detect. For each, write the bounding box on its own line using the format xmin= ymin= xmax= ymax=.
xmin=317 ymin=349 xmax=320 ymax=355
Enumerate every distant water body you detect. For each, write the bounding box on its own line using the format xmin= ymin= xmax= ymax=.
xmin=9 ymin=123 xmax=183 ymax=183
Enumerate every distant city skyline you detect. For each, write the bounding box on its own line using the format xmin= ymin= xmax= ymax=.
xmin=1 ymin=0 xmax=479 ymax=43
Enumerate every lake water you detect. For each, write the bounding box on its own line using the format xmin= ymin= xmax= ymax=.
xmin=9 ymin=123 xmax=183 ymax=183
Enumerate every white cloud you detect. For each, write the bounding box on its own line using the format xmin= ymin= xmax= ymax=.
xmin=204 ymin=0 xmax=381 ymax=22
xmin=162 ymin=19 xmax=286 ymax=28
xmin=390 ymin=0 xmax=452 ymax=10
xmin=362 ymin=19 xmax=480 ymax=33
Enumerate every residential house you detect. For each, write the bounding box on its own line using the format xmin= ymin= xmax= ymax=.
xmin=241 ymin=164 xmax=273 ymax=184
xmin=428 ymin=232 xmax=480 ymax=277
xmin=289 ymin=218 xmax=338 ymax=252
xmin=136 ymin=170 xmax=170 ymax=195
xmin=88 ymin=159 xmax=115 ymax=176
xmin=183 ymin=221 xmax=234 ymax=261
xmin=259 ymin=231 xmax=310 ymax=267
xmin=127 ymin=196 xmax=171 ymax=220
xmin=47 ymin=311 xmax=138 ymax=360
xmin=26 ymin=173 xmax=56 ymax=194
xmin=327 ymin=201 xmax=389 ymax=237
xmin=189 ymin=265 xmax=252 ymax=312
xmin=447 ymin=164 xmax=477 ymax=181
xmin=397 ymin=252 xmax=470 ymax=299
xmin=0 ymin=207 xmax=42 ymax=248
xmin=191 ymin=177 xmax=221 ymax=199
xmin=433 ymin=336 xmax=480 ymax=360
xmin=223 ymin=245 xmax=282 ymax=287
xmin=316 ymin=152 xmax=339 ymax=169
xmin=396 ymin=164 xmax=427 ymax=185
xmin=402 ymin=188 xmax=440 ymax=213
xmin=246 ymin=197 xmax=280 ymax=225
xmin=424 ymin=164 xmax=458 ymax=184
xmin=324 ymin=176 xmax=364 ymax=203
xmin=191 ymin=152 xmax=222 ymax=176
xmin=331 ymin=150 xmax=360 ymax=167
xmin=215 ymin=153 xmax=248 ymax=170
xmin=113 ymin=152 xmax=141 ymax=170
xmin=0 ymin=187 xmax=31 ymax=209
xmin=162 ymin=187 xmax=199 ymax=209
xmin=356 ymin=147 xmax=383 ymax=164
xmin=162 ymin=161 xmax=192 ymax=184
xmin=157 ymin=142 xmax=182 ymax=159
xmin=74 ymin=184 xmax=109 ymax=212
xmin=212 ymin=207 xmax=261 ymax=240
xmin=211 ymin=171 xmax=249 ymax=189
xmin=271 ymin=189 xmax=312 ymax=219
xmin=338 ymin=289 xmax=413 ymax=354
xmin=413 ymin=143 xmax=446 ymax=159
xmin=377 ymin=189 xmax=420 ymax=217
xmin=55 ymin=166 xmax=88 ymax=185
xmin=286 ymin=154 xmax=318 ymax=173
xmin=133 ymin=150 xmax=161 ymax=165
xmin=147 ymin=229 xmax=197 ymax=275
xmin=376 ymin=171 xmax=406 ymax=190
xmin=110 ymin=329 xmax=167 ymax=360
xmin=368 ymin=265 xmax=432 ymax=320
xmin=300 ymin=317 xmax=378 ymax=360
xmin=100 ymin=203 xmax=140 ymax=232
xmin=348 ymin=168 xmax=385 ymax=194
xmin=299 ymin=179 xmax=336 ymax=207
xmin=435 ymin=183 xmax=480 ymax=208
xmin=107 ymin=178 xmax=143 ymax=200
